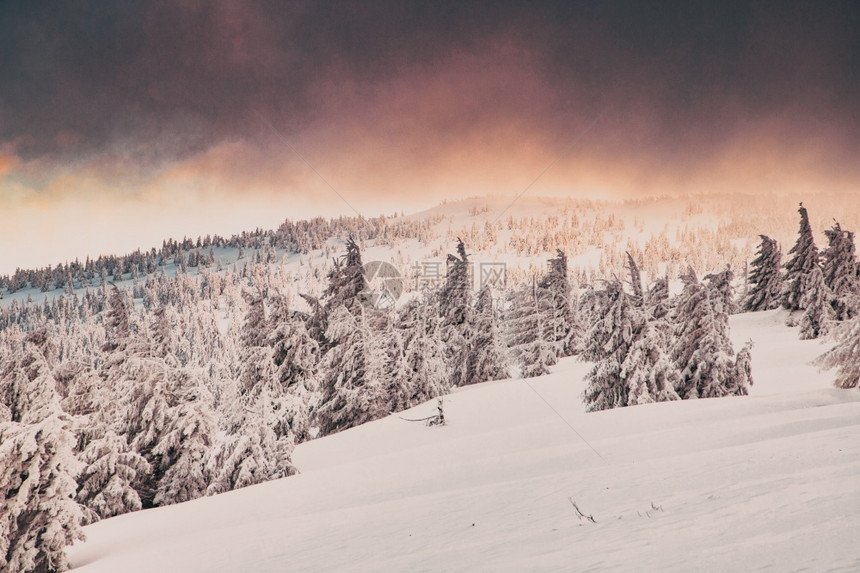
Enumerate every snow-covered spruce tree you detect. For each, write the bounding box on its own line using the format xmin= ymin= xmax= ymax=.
xmin=76 ymin=430 xmax=150 ymax=521
xmin=744 ymin=235 xmax=783 ymax=312
xmin=579 ymin=280 xmax=619 ymax=363
xmin=799 ymin=266 xmax=834 ymax=340
xmin=621 ymin=317 xmax=681 ymax=406
xmin=394 ymin=300 xmax=451 ymax=408
xmin=208 ymin=292 xmax=296 ymax=494
xmin=269 ymin=296 xmax=320 ymax=444
xmin=645 ymin=276 xmax=671 ymax=321
xmin=322 ymin=238 xmax=366 ymax=318
xmin=59 ymin=349 xmax=150 ymax=522
xmin=621 ymin=274 xmax=682 ymax=406
xmin=0 ymin=329 xmax=63 ymax=424
xmin=101 ymin=300 xmax=216 ymax=507
xmin=705 ymin=265 xmax=738 ymax=316
xmin=0 ymin=418 xmax=86 ymax=573
xmin=783 ymin=203 xmax=820 ymax=311
xmin=582 ymin=280 xmax=635 ymax=411
xmin=822 ymin=222 xmax=858 ymax=320
xmin=625 ymin=251 xmax=644 ymax=305
xmin=538 ymin=250 xmax=577 ymax=357
xmin=205 ymin=386 xmax=296 ymax=496
xmin=0 ymin=331 xmax=85 ymax=573
xmin=439 ymin=238 xmax=476 ymax=386
xmin=815 ymin=315 xmax=860 ymax=389
xmin=505 ymin=280 xmax=555 ymax=379
xmin=150 ymin=342 xmax=217 ymax=507
xmin=315 ymin=304 xmax=390 ymax=435
xmin=672 ymin=269 xmax=750 ymax=399
xmin=465 ymin=285 xmax=509 ymax=384
xmin=577 ymin=283 xmax=601 ymax=331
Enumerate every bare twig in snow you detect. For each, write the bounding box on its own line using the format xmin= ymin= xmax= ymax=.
xmin=568 ymin=498 xmax=596 ymax=523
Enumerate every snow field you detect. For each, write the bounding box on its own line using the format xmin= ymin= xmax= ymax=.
xmin=68 ymin=309 xmax=860 ymax=572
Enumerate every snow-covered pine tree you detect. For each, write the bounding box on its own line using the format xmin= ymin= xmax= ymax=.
xmin=395 ymin=300 xmax=450 ymax=408
xmin=705 ymin=265 xmax=738 ymax=315
xmin=439 ymin=239 xmax=476 ymax=386
xmin=322 ymin=238 xmax=366 ymax=318
xmin=0 ymin=329 xmax=63 ymax=424
xmin=208 ymin=292 xmax=297 ymax=494
xmin=151 ymin=371 xmax=217 ymax=506
xmin=672 ymin=269 xmax=748 ymax=399
xmin=577 ymin=282 xmax=610 ymax=354
xmin=815 ymin=314 xmax=860 ymax=389
xmin=621 ymin=318 xmax=681 ymax=406
xmin=783 ymin=203 xmax=820 ymax=311
xmin=822 ymin=222 xmax=858 ymax=320
xmin=269 ymin=297 xmax=320 ymax=444
xmin=645 ymin=276 xmax=671 ymax=321
xmin=582 ymin=280 xmax=635 ymax=411
xmin=101 ymin=301 xmax=217 ymax=508
xmin=315 ymin=304 xmax=390 ymax=435
xmin=744 ymin=235 xmax=783 ymax=312
xmin=798 ymin=266 xmax=834 ymax=340
xmin=0 ymin=417 xmax=86 ymax=573
xmin=538 ymin=250 xmax=577 ymax=357
xmin=505 ymin=280 xmax=555 ymax=379
xmin=625 ymin=251 xmax=644 ymax=305
xmin=205 ymin=386 xmax=296 ymax=496
xmin=76 ymin=430 xmax=150 ymax=521
xmin=464 ymin=285 xmax=508 ymax=384
xmin=0 ymin=330 xmax=85 ymax=573
xmin=57 ymin=348 xmax=150 ymax=522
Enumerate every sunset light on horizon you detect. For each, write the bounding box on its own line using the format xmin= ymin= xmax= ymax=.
xmin=1 ymin=1 xmax=858 ymax=273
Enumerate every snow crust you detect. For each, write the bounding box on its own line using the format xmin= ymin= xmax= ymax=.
xmin=68 ymin=309 xmax=860 ymax=572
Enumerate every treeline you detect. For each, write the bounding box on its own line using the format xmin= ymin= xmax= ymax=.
xmin=0 ymin=213 xmax=439 ymax=295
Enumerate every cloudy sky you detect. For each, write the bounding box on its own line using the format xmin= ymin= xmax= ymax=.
xmin=1 ymin=1 xmax=858 ymax=273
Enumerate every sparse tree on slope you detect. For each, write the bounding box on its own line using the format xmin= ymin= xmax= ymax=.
xmin=783 ymin=203 xmax=820 ymax=311
xmin=744 ymin=235 xmax=783 ymax=312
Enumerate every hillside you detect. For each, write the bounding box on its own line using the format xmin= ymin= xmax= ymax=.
xmin=66 ymin=309 xmax=860 ymax=572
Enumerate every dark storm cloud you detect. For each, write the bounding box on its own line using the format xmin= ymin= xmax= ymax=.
xmin=1 ymin=0 xmax=858 ymax=177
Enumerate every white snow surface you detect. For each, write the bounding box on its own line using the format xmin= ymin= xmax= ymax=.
xmin=68 ymin=309 xmax=860 ymax=572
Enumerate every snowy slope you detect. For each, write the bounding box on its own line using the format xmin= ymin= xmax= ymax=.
xmin=67 ymin=310 xmax=860 ymax=572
